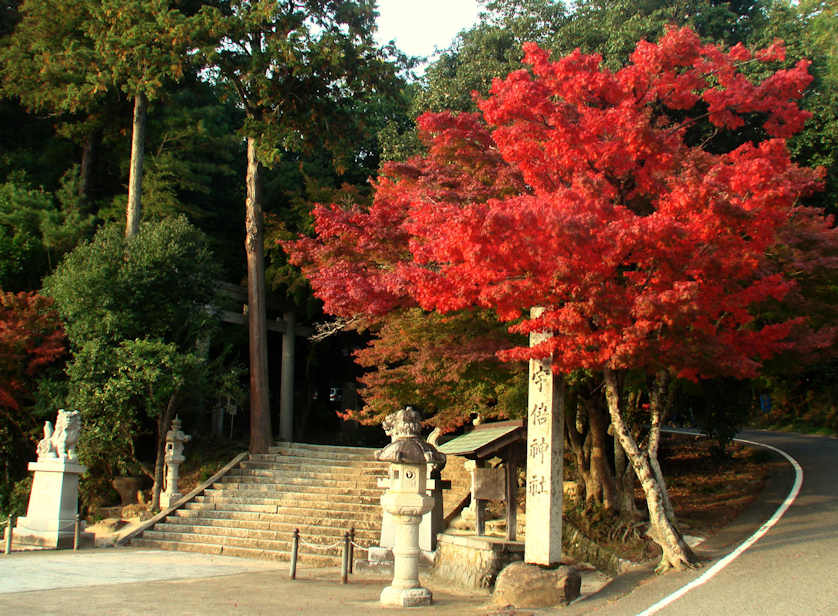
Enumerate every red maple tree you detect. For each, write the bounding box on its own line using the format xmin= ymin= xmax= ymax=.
xmin=0 ymin=290 xmax=66 ymax=438
xmin=288 ymin=27 xmax=831 ymax=570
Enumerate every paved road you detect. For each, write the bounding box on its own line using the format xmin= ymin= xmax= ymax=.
xmin=561 ymin=430 xmax=838 ymax=616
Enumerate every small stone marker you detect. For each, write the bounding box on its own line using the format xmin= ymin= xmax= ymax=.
xmin=525 ymin=307 xmax=564 ymax=565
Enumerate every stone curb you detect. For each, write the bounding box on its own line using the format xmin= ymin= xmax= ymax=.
xmin=116 ymin=451 xmax=249 ymax=545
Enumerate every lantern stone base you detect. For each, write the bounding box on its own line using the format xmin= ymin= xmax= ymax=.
xmin=380 ymin=585 xmax=433 ymax=607
xmin=159 ymin=491 xmax=182 ymax=510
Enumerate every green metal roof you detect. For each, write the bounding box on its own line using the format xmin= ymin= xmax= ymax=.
xmin=437 ymin=422 xmax=523 ymax=457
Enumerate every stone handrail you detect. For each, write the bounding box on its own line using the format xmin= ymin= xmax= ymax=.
xmin=117 ymin=451 xmax=249 ymax=545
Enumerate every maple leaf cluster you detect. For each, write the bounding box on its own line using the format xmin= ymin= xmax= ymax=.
xmin=286 ymin=27 xmax=831 ymax=388
xmin=0 ymin=290 xmax=66 ymax=413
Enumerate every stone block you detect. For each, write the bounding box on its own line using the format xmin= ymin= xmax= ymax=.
xmin=492 ymin=561 xmax=581 ymax=608
xmin=432 ymin=532 xmax=524 ymax=590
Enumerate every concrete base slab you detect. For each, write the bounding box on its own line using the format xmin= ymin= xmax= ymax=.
xmin=7 ymin=526 xmax=94 ymax=549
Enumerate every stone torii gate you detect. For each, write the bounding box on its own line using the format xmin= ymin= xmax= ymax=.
xmin=217 ymin=282 xmax=312 ymax=442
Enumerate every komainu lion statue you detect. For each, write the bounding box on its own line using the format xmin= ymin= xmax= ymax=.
xmin=36 ymin=409 xmax=81 ymax=461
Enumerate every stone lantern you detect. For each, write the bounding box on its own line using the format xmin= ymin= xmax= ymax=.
xmin=375 ymin=407 xmax=446 ymax=608
xmin=160 ymin=416 xmax=191 ymax=509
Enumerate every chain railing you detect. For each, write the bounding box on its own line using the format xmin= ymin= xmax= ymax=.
xmin=3 ymin=513 xmax=83 ymax=554
xmin=289 ymin=527 xmax=372 ymax=583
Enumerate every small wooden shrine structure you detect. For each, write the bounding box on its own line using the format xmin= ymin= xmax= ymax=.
xmin=437 ymin=420 xmax=525 ymax=540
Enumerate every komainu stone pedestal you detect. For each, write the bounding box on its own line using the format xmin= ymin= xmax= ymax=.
xmin=13 ymin=459 xmax=88 ymax=548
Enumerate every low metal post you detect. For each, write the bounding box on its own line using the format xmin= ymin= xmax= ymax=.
xmin=73 ymin=514 xmax=80 ymax=550
xmin=290 ymin=528 xmax=299 ymax=580
xmin=341 ymin=531 xmax=350 ymax=584
xmin=348 ymin=527 xmax=355 ymax=574
xmin=4 ymin=516 xmax=12 ymax=555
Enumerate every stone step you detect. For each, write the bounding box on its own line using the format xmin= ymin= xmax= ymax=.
xmin=221 ymin=472 xmax=385 ymax=489
xmin=206 ymin=482 xmax=383 ymax=497
xmin=130 ymin=442 xmax=392 ymax=564
xmin=184 ymin=500 xmax=382 ymax=517
xmin=159 ymin=517 xmax=381 ymax=537
xmin=130 ymin=537 xmax=343 ymax=567
xmin=174 ymin=507 xmax=382 ymax=525
xmin=154 ymin=521 xmax=379 ymax=543
xmin=267 ymin=443 xmax=383 ymax=462
xmin=141 ymin=528 xmax=294 ymax=552
xmin=246 ymin=455 xmax=388 ymax=471
xmin=236 ymin=462 xmax=388 ymax=479
xmin=195 ymin=491 xmax=382 ymax=507
xmin=212 ymin=481 xmax=382 ymax=494
xmin=141 ymin=528 xmax=358 ymax=559
xmin=237 ymin=465 xmax=387 ymax=480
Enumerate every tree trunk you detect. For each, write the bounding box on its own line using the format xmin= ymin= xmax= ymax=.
xmin=151 ymin=393 xmax=177 ymax=511
xmin=565 ymin=400 xmax=591 ymax=502
xmin=614 ymin=434 xmax=639 ymax=517
xmin=588 ymin=400 xmax=617 ymax=511
xmin=79 ymin=126 xmax=100 ymax=200
xmin=603 ymin=368 xmax=696 ymax=572
xmin=648 ymin=370 xmax=676 ymax=522
xmin=245 ymin=135 xmax=272 ymax=454
xmin=566 ymin=393 xmax=617 ymax=510
xmin=125 ymin=91 xmax=147 ymax=238
xmin=279 ymin=311 xmax=295 ymax=441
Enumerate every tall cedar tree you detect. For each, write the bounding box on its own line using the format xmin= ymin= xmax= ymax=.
xmin=190 ymin=0 xmax=399 ymax=452
xmin=0 ymin=0 xmax=191 ymax=236
xmin=288 ymin=28 xmax=832 ymax=570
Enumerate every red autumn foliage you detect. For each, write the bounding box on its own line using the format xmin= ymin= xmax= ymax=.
xmin=286 ymin=111 xmax=526 ymax=320
xmin=287 ymin=26 xmax=832 ymax=389
xmin=0 ymin=290 xmax=66 ymax=414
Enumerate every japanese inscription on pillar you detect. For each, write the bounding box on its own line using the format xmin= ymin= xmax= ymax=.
xmin=525 ymin=307 xmax=564 ymax=565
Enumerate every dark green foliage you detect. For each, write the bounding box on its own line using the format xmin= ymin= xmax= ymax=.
xmin=44 ymin=217 xmax=219 ymax=347
xmin=41 ymin=217 xmax=221 ymax=483
xmin=674 ymin=378 xmax=755 ymax=453
xmin=759 ymin=359 xmax=838 ymax=433
xmin=0 ymin=475 xmax=32 ymax=519
xmin=66 ymin=338 xmax=203 ymax=477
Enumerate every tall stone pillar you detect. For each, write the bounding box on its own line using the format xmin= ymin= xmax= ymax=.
xmin=524 ymin=307 xmax=564 ymax=565
xmin=280 ymin=311 xmax=295 ymax=442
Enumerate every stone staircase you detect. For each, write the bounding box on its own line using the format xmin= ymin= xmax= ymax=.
xmin=131 ymin=442 xmax=389 ymax=566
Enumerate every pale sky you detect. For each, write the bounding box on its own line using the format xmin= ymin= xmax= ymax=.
xmin=375 ymin=0 xmax=482 ymax=59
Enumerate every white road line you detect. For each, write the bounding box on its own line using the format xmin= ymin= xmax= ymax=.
xmin=635 ymin=436 xmax=804 ymax=616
